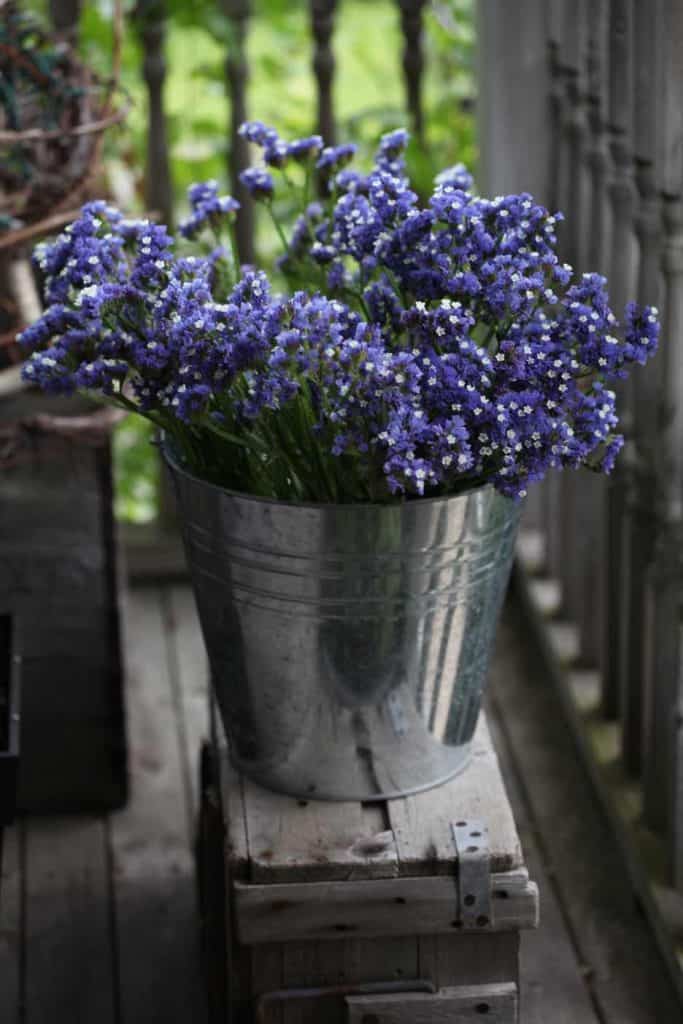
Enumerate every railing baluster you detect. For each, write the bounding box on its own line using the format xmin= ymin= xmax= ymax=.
xmin=572 ymin=0 xmax=610 ymax=667
xmin=621 ymin=0 xmax=663 ymax=774
xmin=559 ymin=0 xmax=592 ymax=631
xmin=601 ymin=0 xmax=637 ymax=719
xmin=311 ymin=0 xmax=338 ymax=145
xmin=136 ymin=1 xmax=174 ymax=230
xmin=398 ymin=0 xmax=428 ymax=142
xmin=643 ymin=0 xmax=683 ymax=888
xmin=48 ymin=0 xmax=82 ymax=41
xmin=224 ymin=0 xmax=254 ymax=264
xmin=544 ymin=0 xmax=569 ymax=585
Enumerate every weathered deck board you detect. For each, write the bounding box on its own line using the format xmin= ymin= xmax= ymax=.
xmin=110 ymin=586 xmax=206 ymax=1024
xmin=490 ymin=600 xmax=682 ymax=1022
xmin=164 ymin=585 xmax=209 ymax=817
xmin=23 ymin=816 xmax=115 ymax=1024
xmin=486 ymin=715 xmax=601 ymax=1024
xmin=0 ymin=824 xmax=22 ymax=1021
xmin=0 ymin=583 xmax=677 ymax=1022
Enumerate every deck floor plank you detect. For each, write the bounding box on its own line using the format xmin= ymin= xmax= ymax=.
xmin=486 ymin=710 xmax=601 ymax=1024
xmin=165 ymin=585 xmax=208 ymax=819
xmin=2 ymin=582 xmax=677 ymax=1022
xmin=23 ymin=815 xmax=116 ymax=1024
xmin=490 ymin=600 xmax=681 ymax=1023
xmin=110 ymin=585 xmax=206 ymax=1024
xmin=0 ymin=824 xmax=23 ymax=1024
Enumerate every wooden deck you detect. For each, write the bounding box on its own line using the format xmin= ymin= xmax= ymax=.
xmin=0 ymin=583 xmax=679 ymax=1023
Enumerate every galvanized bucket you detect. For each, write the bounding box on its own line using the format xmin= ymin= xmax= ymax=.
xmin=165 ymin=449 xmax=521 ymax=801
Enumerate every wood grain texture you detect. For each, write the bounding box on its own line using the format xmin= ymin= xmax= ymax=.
xmin=111 ymin=587 xmax=206 ymax=1024
xmin=23 ymin=816 xmax=115 ymax=1024
xmin=0 ymin=824 xmax=22 ymax=1024
xmin=220 ymin=710 xmax=522 ymax=885
xmin=486 ymin=707 xmax=601 ymax=1024
xmin=492 ymin=598 xmax=682 ymax=1022
xmin=346 ymin=982 xmax=518 ymax=1023
xmin=233 ymin=871 xmax=537 ymax=945
xmin=387 ymin=715 xmax=522 ymax=876
xmin=165 ymin=585 xmax=209 ymax=817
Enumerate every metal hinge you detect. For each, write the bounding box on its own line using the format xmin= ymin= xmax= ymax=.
xmin=451 ymin=818 xmax=492 ymax=929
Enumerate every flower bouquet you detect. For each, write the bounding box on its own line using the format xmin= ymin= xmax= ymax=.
xmin=19 ymin=125 xmax=658 ymax=800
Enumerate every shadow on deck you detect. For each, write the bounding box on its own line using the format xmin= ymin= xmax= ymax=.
xmin=0 ymin=583 xmax=678 ymax=1022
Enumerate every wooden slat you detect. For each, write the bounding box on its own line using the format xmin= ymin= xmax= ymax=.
xmin=397 ymin=0 xmax=428 ymax=141
xmin=387 ymin=715 xmax=522 ymax=876
xmin=23 ymin=816 xmax=115 ymax=1024
xmin=164 ymin=586 xmax=209 ymax=817
xmin=346 ymin=982 xmax=518 ymax=1024
xmin=242 ymin=774 xmax=398 ymax=884
xmin=486 ymin=711 xmax=602 ymax=1024
xmin=111 ymin=587 xmax=206 ymax=1023
xmin=311 ymin=0 xmax=338 ymax=145
xmin=224 ymin=0 xmax=255 ymax=264
xmin=602 ymin=0 xmax=638 ymax=720
xmin=642 ymin=0 xmax=683 ymax=884
xmin=233 ymin=870 xmax=538 ymax=945
xmin=0 ymin=824 xmax=22 ymax=1024
xmin=492 ymin=596 xmax=682 ymax=1021
xmin=48 ymin=0 xmax=82 ymax=40
xmin=137 ymin=5 xmax=174 ymax=230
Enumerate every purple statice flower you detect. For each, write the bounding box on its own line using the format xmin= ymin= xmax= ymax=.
xmin=375 ymin=128 xmax=410 ymax=180
xmin=179 ymin=180 xmax=240 ymax=239
xmin=264 ymin=140 xmax=291 ymax=169
xmin=316 ymin=143 xmax=357 ymax=176
xmin=435 ymin=163 xmax=474 ymax=191
xmin=20 ymin=128 xmax=661 ymax=503
xmin=238 ymin=120 xmax=279 ymax=147
xmin=624 ymin=302 xmax=660 ymax=365
xmin=239 ymin=166 xmax=274 ymax=200
xmin=287 ymin=135 xmax=324 ymax=162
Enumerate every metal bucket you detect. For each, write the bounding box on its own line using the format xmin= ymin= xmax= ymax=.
xmin=165 ymin=450 xmax=521 ymax=801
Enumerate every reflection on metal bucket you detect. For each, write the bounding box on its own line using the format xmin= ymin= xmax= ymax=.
xmin=165 ymin=449 xmax=521 ymax=801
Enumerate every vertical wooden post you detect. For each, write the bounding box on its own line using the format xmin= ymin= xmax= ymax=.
xmin=223 ymin=0 xmax=255 ymax=265
xmin=135 ymin=1 xmax=176 ymax=531
xmin=48 ymin=0 xmax=82 ymax=41
xmin=571 ymin=0 xmax=609 ymax=667
xmin=621 ymin=0 xmax=663 ymax=774
xmin=643 ymin=0 xmax=683 ymax=889
xmin=311 ymin=0 xmax=338 ymax=145
xmin=558 ymin=0 xmax=593 ymax=631
xmin=476 ymin=0 xmax=554 ymax=538
xmin=397 ymin=0 xmax=428 ymax=142
xmin=545 ymin=0 xmax=572 ymax=586
xmin=601 ymin=0 xmax=637 ymax=719
xmin=136 ymin=2 xmax=175 ymax=230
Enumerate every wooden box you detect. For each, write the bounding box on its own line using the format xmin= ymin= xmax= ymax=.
xmin=198 ymin=705 xmax=539 ymax=1023
xmin=0 ymin=386 xmax=127 ymax=812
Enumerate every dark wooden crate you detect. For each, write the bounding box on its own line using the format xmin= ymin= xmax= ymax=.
xmin=198 ymin=699 xmax=539 ymax=1023
xmin=0 ymin=387 xmax=127 ymax=812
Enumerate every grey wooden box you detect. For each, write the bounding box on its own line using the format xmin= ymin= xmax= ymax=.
xmin=0 ymin=387 xmax=127 ymax=812
xmin=199 ymin=703 xmax=539 ymax=1023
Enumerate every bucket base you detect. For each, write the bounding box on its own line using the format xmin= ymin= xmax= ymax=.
xmin=229 ymin=742 xmax=473 ymax=803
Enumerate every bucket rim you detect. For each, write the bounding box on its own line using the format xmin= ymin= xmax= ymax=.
xmin=161 ymin=439 xmax=504 ymax=513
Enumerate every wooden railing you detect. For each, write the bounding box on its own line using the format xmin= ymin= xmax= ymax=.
xmin=480 ymin=0 xmax=683 ymax=894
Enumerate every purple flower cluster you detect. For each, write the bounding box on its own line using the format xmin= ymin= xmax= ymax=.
xmin=179 ymin=180 xmax=240 ymax=239
xmin=19 ymin=124 xmax=659 ymax=502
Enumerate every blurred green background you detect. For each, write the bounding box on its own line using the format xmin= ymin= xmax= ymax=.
xmin=30 ymin=0 xmax=476 ymax=521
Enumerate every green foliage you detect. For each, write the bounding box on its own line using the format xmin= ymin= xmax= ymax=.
xmin=75 ymin=0 xmax=476 ymax=519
